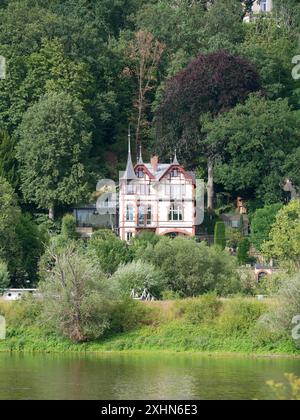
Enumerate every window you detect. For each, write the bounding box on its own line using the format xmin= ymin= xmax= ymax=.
xmin=260 ymin=0 xmax=267 ymax=12
xmin=138 ymin=205 xmax=145 ymax=226
xmin=169 ymin=203 xmax=183 ymax=221
xmin=165 ymin=184 xmax=184 ymax=200
xmin=126 ymin=232 xmax=133 ymax=241
xmin=127 ymin=181 xmax=135 ymax=194
xmin=126 ymin=205 xmax=134 ymax=222
xmin=138 ymin=205 xmax=152 ymax=226
xmin=136 ymin=169 xmax=144 ymax=179
xmin=147 ymin=206 xmax=152 ymax=225
xmin=171 ymin=169 xmax=179 ymax=178
xmin=138 ymin=184 xmax=150 ymax=195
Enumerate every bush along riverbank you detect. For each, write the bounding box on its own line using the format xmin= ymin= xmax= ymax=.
xmin=0 ymin=295 xmax=299 ymax=356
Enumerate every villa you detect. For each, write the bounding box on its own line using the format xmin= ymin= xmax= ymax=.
xmin=119 ymin=133 xmax=196 ymax=241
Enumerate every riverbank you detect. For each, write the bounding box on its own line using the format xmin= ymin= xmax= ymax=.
xmin=0 ymin=324 xmax=298 ymax=357
xmin=0 ymin=297 xmax=299 ymax=356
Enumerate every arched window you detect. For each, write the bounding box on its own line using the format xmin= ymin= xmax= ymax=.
xmin=126 ymin=204 xmax=134 ymax=222
xmin=169 ymin=203 xmax=183 ymax=221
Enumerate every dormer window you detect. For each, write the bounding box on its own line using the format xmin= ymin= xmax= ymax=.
xmin=171 ymin=169 xmax=179 ymax=178
xmin=136 ymin=168 xmax=144 ymax=178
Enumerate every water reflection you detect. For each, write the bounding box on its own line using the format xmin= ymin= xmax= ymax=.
xmin=0 ymin=353 xmax=299 ymax=400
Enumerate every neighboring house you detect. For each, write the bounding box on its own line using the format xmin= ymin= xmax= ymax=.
xmin=74 ymin=203 xmax=117 ymax=238
xmin=254 ymin=264 xmax=278 ymax=282
xmin=1 ymin=289 xmax=37 ymax=301
xmin=220 ymin=213 xmax=250 ymax=236
xmin=219 ymin=197 xmax=250 ymax=235
xmin=119 ymin=134 xmax=196 ymax=241
xmin=283 ymin=179 xmax=300 ymax=202
xmin=244 ymin=0 xmax=273 ymax=22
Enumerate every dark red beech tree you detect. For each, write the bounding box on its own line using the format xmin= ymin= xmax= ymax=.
xmin=155 ymin=51 xmax=261 ymax=209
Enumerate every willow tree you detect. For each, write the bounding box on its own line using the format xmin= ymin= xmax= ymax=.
xmin=17 ymin=92 xmax=92 ymax=220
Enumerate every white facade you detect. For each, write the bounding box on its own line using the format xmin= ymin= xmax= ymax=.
xmin=244 ymin=0 xmax=273 ymax=22
xmin=1 ymin=289 xmax=37 ymax=301
xmin=119 ymin=144 xmax=196 ymax=241
xmin=252 ymin=0 xmax=273 ymax=13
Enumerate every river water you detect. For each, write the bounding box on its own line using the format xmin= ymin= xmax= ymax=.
xmin=0 ymin=352 xmax=299 ymax=400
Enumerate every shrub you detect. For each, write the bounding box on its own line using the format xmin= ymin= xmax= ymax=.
xmin=255 ymin=272 xmax=286 ymax=296
xmin=145 ymin=236 xmax=240 ymax=297
xmin=0 ymin=261 xmax=9 ymax=292
xmin=1 ymin=295 xmax=42 ymax=328
xmin=262 ymin=200 xmax=300 ymax=269
xmin=131 ymin=232 xmax=161 ymax=260
xmin=226 ymin=228 xmax=244 ymax=250
xmin=161 ymin=290 xmax=183 ymax=300
xmin=237 ymin=238 xmax=254 ymax=265
xmin=109 ymin=297 xmax=152 ymax=333
xmin=258 ymin=272 xmax=300 ymax=340
xmin=111 ymin=260 xmax=167 ymax=298
xmin=238 ymin=268 xmax=257 ymax=296
xmin=88 ymin=229 xmax=132 ymax=274
xmin=176 ymin=294 xmax=223 ymax=325
xmin=218 ymin=299 xmax=266 ymax=336
xmin=61 ymin=214 xmax=78 ymax=240
xmin=214 ymin=221 xmax=226 ymax=250
xmin=15 ymin=214 xmax=46 ymax=284
xmin=250 ymin=203 xmax=283 ymax=251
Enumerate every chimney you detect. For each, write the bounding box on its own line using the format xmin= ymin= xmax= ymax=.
xmin=151 ymin=156 xmax=159 ymax=172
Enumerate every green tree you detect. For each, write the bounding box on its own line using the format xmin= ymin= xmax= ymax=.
xmin=15 ymin=214 xmax=46 ymax=285
xmin=61 ymin=214 xmax=78 ymax=241
xmin=0 ymin=176 xmax=21 ymax=281
xmin=239 ymin=18 xmax=299 ymax=107
xmin=88 ymin=229 xmax=132 ymax=275
xmin=0 ymin=130 xmax=18 ymax=189
xmin=17 ymin=92 xmax=92 ymax=219
xmin=237 ymin=238 xmax=252 ymax=265
xmin=143 ymin=237 xmax=239 ymax=297
xmin=39 ymin=245 xmax=112 ymax=343
xmin=203 ymin=95 xmax=300 ymax=204
xmin=262 ymin=200 xmax=300 ymax=269
xmin=214 ymin=221 xmax=226 ymax=250
xmin=250 ymin=204 xmax=283 ymax=251
xmin=0 ymin=260 xmax=9 ymax=292
xmin=112 ymin=260 xmax=166 ymax=298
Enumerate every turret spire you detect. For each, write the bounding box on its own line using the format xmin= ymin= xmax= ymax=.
xmin=138 ymin=143 xmax=144 ymax=164
xmin=122 ymin=125 xmax=137 ymax=180
xmin=173 ymin=148 xmax=179 ymax=165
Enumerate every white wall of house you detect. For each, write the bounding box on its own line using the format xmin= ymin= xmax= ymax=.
xmin=119 ymin=160 xmax=196 ymax=241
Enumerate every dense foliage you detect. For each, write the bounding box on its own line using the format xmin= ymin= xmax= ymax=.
xmin=0 ymin=0 xmax=299 ymax=288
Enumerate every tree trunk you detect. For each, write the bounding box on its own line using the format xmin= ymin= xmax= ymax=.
xmin=207 ymin=161 xmax=214 ymax=211
xmin=49 ymin=205 xmax=55 ymax=221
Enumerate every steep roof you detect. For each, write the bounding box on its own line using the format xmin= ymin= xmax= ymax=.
xmin=122 ymin=130 xmax=137 ymax=180
xmin=144 ymin=163 xmax=172 ymax=180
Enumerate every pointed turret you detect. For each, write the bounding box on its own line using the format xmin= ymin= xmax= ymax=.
xmin=173 ymin=148 xmax=179 ymax=165
xmin=137 ymin=144 xmax=144 ymax=164
xmin=122 ymin=126 xmax=137 ymax=180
